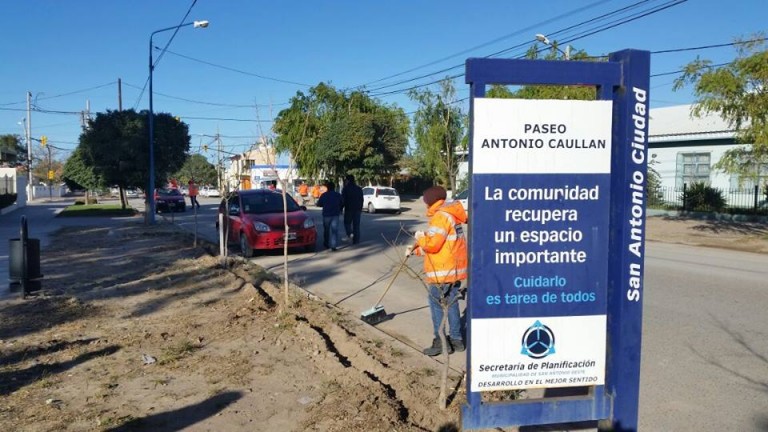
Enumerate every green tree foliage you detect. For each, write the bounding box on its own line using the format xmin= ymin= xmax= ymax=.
xmin=487 ymin=43 xmax=598 ymax=101
xmin=674 ymin=34 xmax=768 ymax=183
xmin=409 ymin=79 xmax=466 ymax=190
xmin=273 ymin=83 xmax=408 ymax=184
xmin=0 ymin=134 xmax=25 ymax=165
xmin=62 ymin=147 xmax=104 ymax=191
xmin=77 ymin=109 xmax=190 ymax=192
xmin=173 ymin=154 xmax=217 ymax=186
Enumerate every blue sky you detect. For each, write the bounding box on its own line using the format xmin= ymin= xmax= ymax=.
xmin=1 ymin=0 xmax=765 ymax=164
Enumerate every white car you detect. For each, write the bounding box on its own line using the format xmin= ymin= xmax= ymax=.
xmin=201 ymin=186 xmax=221 ymax=197
xmin=362 ymin=186 xmax=401 ymax=213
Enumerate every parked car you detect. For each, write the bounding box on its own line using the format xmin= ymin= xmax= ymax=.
xmin=179 ymin=186 xmax=189 ymax=196
xmin=362 ymin=186 xmax=401 ymax=213
xmin=154 ymin=187 xmax=186 ymax=213
xmin=452 ymin=189 xmax=469 ymax=213
xmin=202 ymin=186 xmax=221 ymax=197
xmin=217 ymin=189 xmax=317 ymax=257
xmin=125 ymin=189 xmax=140 ymax=198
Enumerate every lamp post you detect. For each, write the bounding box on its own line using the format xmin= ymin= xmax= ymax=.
xmin=535 ymin=34 xmax=570 ymax=60
xmin=148 ymin=20 xmax=208 ymax=223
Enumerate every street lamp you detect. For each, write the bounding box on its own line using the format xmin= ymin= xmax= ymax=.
xmin=148 ymin=20 xmax=208 ymax=223
xmin=535 ymin=33 xmax=570 ymax=60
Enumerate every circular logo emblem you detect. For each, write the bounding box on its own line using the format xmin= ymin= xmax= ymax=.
xmin=520 ymin=320 xmax=556 ymax=359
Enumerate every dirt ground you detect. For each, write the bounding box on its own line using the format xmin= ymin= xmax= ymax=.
xmin=0 ymin=216 xmax=766 ymax=431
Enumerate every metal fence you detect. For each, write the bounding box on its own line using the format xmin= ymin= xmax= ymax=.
xmin=1 ymin=174 xmax=15 ymax=195
xmin=649 ymin=184 xmax=768 ymax=214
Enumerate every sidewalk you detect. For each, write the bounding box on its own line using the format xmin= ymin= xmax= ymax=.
xmin=0 ymin=199 xmax=143 ymax=299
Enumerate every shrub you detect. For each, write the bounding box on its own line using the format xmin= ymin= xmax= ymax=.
xmin=680 ymin=182 xmax=726 ymax=212
xmin=74 ymin=198 xmax=98 ymax=205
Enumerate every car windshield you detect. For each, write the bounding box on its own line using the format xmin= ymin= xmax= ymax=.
xmin=454 ymin=190 xmax=468 ymax=199
xmin=157 ymin=188 xmax=181 ymax=196
xmin=377 ymin=188 xmax=398 ymax=196
xmin=241 ymin=193 xmax=301 ymax=214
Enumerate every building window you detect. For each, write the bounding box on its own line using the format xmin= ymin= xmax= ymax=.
xmin=676 ymin=152 xmax=711 ymax=188
xmin=729 ymin=162 xmax=768 ymax=189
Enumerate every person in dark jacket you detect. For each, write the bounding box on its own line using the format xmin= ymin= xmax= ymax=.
xmin=341 ymin=175 xmax=364 ymax=244
xmin=316 ymin=181 xmax=343 ymax=251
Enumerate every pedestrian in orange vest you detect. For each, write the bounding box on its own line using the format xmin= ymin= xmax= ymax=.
xmin=298 ymin=181 xmax=309 ymax=205
xmin=311 ymin=183 xmax=321 ymax=205
xmin=406 ymin=186 xmax=468 ymax=356
xmin=188 ymin=179 xmax=200 ymax=209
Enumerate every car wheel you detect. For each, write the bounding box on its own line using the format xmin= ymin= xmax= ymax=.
xmin=240 ymin=232 xmax=254 ymax=258
xmin=305 ymin=243 xmax=317 ymax=253
xmin=367 ymin=203 xmax=375 ymax=214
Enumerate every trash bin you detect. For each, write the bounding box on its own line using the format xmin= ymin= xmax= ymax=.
xmin=8 ymin=216 xmax=43 ymax=296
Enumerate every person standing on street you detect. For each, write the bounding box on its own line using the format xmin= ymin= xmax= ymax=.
xmin=298 ymin=181 xmax=309 ymax=205
xmin=316 ymin=181 xmax=343 ymax=251
xmin=311 ymin=183 xmax=321 ymax=205
xmin=406 ymin=186 xmax=468 ymax=356
xmin=341 ymin=175 xmax=364 ymax=244
xmin=188 ymin=179 xmax=200 ymax=210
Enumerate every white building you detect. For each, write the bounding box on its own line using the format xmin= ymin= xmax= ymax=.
xmin=225 ymin=146 xmax=298 ymax=191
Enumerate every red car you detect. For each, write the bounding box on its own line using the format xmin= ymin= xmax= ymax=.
xmin=154 ymin=187 xmax=186 ymax=213
xmin=218 ymin=189 xmax=317 ymax=257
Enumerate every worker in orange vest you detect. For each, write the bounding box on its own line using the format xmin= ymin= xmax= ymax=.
xmin=311 ymin=183 xmax=321 ymax=205
xmin=188 ymin=179 xmax=200 ymax=209
xmin=406 ymin=186 xmax=468 ymax=356
xmin=298 ymin=181 xmax=309 ymax=204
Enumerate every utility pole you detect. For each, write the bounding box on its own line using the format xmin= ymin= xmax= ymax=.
xmin=217 ymin=131 xmax=223 ymax=192
xmin=26 ymin=91 xmax=33 ymax=200
xmin=118 ymin=78 xmax=123 ymax=111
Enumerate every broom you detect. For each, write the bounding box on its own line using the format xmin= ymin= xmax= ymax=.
xmin=360 ymin=250 xmax=413 ymax=325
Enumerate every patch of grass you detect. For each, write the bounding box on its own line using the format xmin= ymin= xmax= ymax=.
xmin=390 ymin=347 xmax=405 ymax=357
xmin=158 ymin=340 xmax=198 ymax=365
xmin=58 ymin=204 xmax=137 ymax=218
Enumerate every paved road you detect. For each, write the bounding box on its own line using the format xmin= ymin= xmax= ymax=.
xmin=2 ymin=196 xmax=767 ymax=430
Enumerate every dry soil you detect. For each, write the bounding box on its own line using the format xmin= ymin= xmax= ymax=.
xmin=0 ymin=216 xmax=766 ymax=431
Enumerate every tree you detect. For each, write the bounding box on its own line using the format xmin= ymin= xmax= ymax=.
xmin=486 ymin=42 xmax=597 ymax=101
xmin=173 ymin=154 xmax=217 ymax=186
xmin=76 ymin=109 xmax=190 ymax=207
xmin=409 ymin=79 xmax=466 ymax=190
xmin=673 ymin=34 xmax=768 ymax=185
xmin=274 ymin=83 xmax=408 ymax=185
xmin=0 ymin=134 xmax=25 ymax=166
xmin=62 ymin=146 xmax=104 ymax=196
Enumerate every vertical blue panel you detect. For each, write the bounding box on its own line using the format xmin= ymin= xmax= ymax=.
xmin=605 ymin=49 xmax=650 ymax=431
xmin=462 ymin=53 xmax=648 ymax=430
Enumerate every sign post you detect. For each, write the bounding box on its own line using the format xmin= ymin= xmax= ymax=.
xmin=462 ymin=50 xmax=650 ymax=431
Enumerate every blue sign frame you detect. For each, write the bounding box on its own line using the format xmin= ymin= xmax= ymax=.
xmin=463 ymin=50 xmax=650 ymax=430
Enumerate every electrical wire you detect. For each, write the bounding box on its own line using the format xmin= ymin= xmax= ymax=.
xmin=363 ymin=0 xmax=682 ymax=96
xmin=160 ymin=48 xmax=313 ymax=87
xmin=350 ymin=0 xmax=616 ymax=90
xmin=367 ymin=0 xmax=688 ymax=98
xmin=123 ymin=81 xmax=257 ymax=108
xmin=132 ymin=0 xmax=199 ymax=108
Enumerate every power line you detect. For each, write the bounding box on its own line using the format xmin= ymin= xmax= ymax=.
xmin=351 ymin=0 xmax=615 ymax=90
xmin=161 ymin=48 xmax=313 ymax=88
xmin=651 ymin=37 xmax=768 ymax=54
xmin=364 ymin=0 xmax=679 ymax=96
xmin=180 ymin=115 xmax=272 ymax=122
xmin=133 ymin=0 xmax=199 ymax=108
xmin=367 ymin=0 xmax=688 ymax=98
xmin=123 ymin=81 xmax=257 ymax=108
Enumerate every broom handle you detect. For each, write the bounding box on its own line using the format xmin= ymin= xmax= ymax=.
xmin=373 ymin=251 xmax=412 ymax=308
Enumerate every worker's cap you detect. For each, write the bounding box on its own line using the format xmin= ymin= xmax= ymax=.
xmin=422 ymin=186 xmax=446 ymax=206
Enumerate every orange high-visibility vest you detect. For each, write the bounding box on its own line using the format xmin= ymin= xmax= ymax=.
xmin=413 ymin=200 xmax=468 ymax=284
